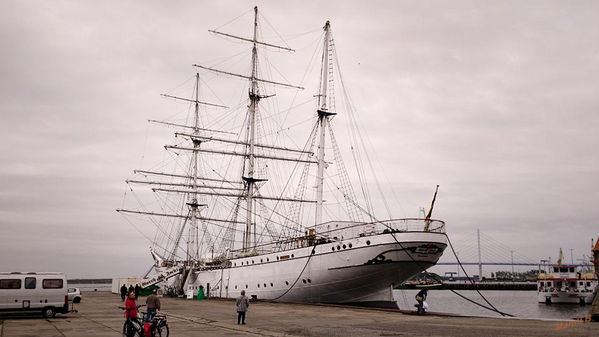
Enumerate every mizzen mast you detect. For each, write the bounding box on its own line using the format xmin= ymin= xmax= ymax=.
xmin=117 ymin=73 xmax=228 ymax=265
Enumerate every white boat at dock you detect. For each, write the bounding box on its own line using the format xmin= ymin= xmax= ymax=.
xmin=537 ymin=249 xmax=598 ymax=304
xmin=118 ymin=7 xmax=448 ymax=308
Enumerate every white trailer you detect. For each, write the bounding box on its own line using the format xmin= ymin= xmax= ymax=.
xmin=0 ymin=272 xmax=69 ymax=317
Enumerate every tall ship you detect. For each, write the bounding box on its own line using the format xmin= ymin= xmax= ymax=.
xmin=537 ymin=248 xmax=598 ymax=304
xmin=118 ymin=7 xmax=447 ymax=308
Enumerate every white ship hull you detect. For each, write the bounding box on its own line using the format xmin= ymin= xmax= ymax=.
xmin=537 ymin=290 xmax=596 ymax=304
xmin=537 ymin=265 xmax=598 ymax=305
xmin=186 ymin=231 xmax=447 ymax=308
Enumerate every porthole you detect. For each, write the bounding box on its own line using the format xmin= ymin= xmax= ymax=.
xmin=264 ymin=283 xmax=267 ymax=288
xmin=258 ymin=284 xmax=260 ymax=288
xmin=349 ymin=243 xmax=352 ymax=248
xmin=302 ymin=279 xmax=306 ymax=283
xmin=291 ymin=254 xmax=294 ymax=258
xmin=260 ymin=259 xmax=263 ymax=263
xmin=252 ymin=260 xmax=254 ymax=264
xmin=285 ymin=281 xmax=289 ymax=285
xmin=235 ymin=285 xmax=238 ymax=289
xmin=267 ymin=258 xmax=269 ymax=262
xmin=277 ymin=256 xmax=279 ymax=260
xmin=342 ymin=244 xmax=346 ymax=249
xmin=270 ymin=283 xmax=273 ymax=287
xmin=331 ymin=247 xmax=335 ymax=252
xmin=307 ymin=279 xmax=312 ymax=283
xmin=245 ymin=285 xmax=248 ymax=288
xmin=337 ymin=246 xmax=340 ymax=250
xmin=366 ymin=240 xmax=371 ymax=245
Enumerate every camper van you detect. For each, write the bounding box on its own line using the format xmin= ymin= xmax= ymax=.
xmin=0 ymin=272 xmax=69 ymax=317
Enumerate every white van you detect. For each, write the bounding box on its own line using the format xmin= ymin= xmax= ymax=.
xmin=0 ymin=272 xmax=69 ymax=317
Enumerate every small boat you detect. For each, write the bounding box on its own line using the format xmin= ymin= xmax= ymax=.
xmin=537 ymin=249 xmax=597 ymax=304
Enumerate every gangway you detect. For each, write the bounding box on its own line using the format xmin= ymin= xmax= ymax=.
xmin=139 ymin=265 xmax=185 ymax=289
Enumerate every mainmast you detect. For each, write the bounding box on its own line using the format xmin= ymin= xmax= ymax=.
xmin=315 ymin=21 xmax=336 ymax=226
xmin=244 ymin=6 xmax=260 ymax=252
xmin=187 ymin=73 xmax=205 ymax=263
xmin=191 ymin=6 xmax=304 ymax=252
xmin=119 ymin=7 xmax=309 ymax=268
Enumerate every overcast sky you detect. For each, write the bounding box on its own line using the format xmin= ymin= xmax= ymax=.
xmin=1 ymin=0 xmax=598 ymax=278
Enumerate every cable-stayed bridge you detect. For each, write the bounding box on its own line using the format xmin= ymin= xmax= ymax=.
xmin=433 ymin=229 xmax=594 ymax=279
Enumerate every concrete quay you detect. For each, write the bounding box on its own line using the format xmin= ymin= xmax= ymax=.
xmin=1 ymin=292 xmax=597 ymax=337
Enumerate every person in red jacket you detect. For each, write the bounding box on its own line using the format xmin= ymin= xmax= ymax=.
xmin=124 ymin=291 xmax=141 ymax=337
xmin=125 ymin=291 xmax=138 ymax=319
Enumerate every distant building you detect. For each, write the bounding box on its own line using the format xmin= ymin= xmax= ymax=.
xmin=593 ymin=237 xmax=599 ymax=274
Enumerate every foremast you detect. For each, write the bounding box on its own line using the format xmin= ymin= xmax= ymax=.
xmin=315 ymin=21 xmax=337 ymax=227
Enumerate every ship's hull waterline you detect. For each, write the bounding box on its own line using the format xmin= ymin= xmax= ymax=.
xmin=185 ymin=231 xmax=447 ymax=308
xmin=537 ymin=290 xmax=597 ymax=304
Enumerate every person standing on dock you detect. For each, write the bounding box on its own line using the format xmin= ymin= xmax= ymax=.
xmin=236 ymin=290 xmax=249 ymax=325
xmin=124 ymin=291 xmax=140 ymax=333
xmin=120 ymin=284 xmax=127 ymax=301
xmin=134 ymin=284 xmax=140 ymax=300
xmin=145 ymin=289 xmax=161 ymax=321
xmin=415 ymin=289 xmax=428 ymax=314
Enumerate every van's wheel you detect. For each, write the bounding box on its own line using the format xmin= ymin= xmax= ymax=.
xmin=42 ymin=307 xmax=56 ymax=318
xmin=73 ymin=297 xmax=81 ymax=303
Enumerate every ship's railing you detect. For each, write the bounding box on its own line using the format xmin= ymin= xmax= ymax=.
xmin=230 ymin=218 xmax=445 ymax=255
xmin=318 ymin=218 xmax=446 ymax=241
xmin=366 ymin=218 xmax=445 ymax=234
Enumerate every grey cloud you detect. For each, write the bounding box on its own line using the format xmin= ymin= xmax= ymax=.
xmin=1 ymin=0 xmax=598 ymax=277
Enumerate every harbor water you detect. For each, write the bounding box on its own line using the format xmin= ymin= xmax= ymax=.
xmin=394 ymin=289 xmax=591 ymax=320
xmin=68 ymin=283 xmax=111 ymax=292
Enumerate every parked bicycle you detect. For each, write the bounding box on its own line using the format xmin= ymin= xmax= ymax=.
xmin=120 ymin=304 xmax=145 ymax=337
xmin=120 ymin=304 xmax=169 ymax=337
xmin=141 ymin=309 xmax=169 ymax=337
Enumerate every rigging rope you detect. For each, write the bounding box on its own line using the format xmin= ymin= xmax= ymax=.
xmin=270 ymin=244 xmax=318 ymax=301
xmin=329 ymin=185 xmax=514 ymax=317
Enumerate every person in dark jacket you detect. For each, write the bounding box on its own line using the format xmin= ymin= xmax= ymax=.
xmin=415 ymin=289 xmax=428 ymax=314
xmin=120 ymin=284 xmax=128 ymax=301
xmin=236 ymin=290 xmax=250 ymax=324
xmin=134 ymin=284 xmax=141 ymax=300
xmin=145 ymin=289 xmax=161 ymax=321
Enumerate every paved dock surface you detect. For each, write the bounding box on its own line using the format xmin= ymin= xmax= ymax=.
xmin=1 ymin=292 xmax=597 ymax=336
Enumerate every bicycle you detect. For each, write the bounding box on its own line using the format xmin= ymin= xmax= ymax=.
xmin=120 ymin=304 xmax=170 ymax=337
xmin=141 ymin=309 xmax=169 ymax=337
xmin=120 ymin=304 xmax=145 ymax=337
